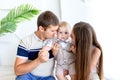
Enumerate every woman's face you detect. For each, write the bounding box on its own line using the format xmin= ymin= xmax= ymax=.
xmin=71 ymin=31 xmax=75 ymax=45
xmin=70 ymin=31 xmax=76 ymax=54
xmin=42 ymin=25 xmax=58 ymax=39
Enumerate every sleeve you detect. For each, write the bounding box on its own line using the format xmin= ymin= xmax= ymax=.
xmin=16 ymin=40 xmax=29 ymax=59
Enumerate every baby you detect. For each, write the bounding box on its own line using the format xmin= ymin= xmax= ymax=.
xmin=44 ymin=21 xmax=76 ymax=80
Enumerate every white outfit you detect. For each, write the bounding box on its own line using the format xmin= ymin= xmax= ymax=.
xmin=45 ymin=38 xmax=76 ymax=75
xmin=55 ymin=38 xmax=76 ymax=75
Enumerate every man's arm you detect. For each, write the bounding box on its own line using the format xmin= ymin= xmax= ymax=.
xmin=14 ymin=50 xmax=49 ymax=75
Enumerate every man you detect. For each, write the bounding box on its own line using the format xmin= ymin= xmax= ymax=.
xmin=14 ymin=11 xmax=59 ymax=80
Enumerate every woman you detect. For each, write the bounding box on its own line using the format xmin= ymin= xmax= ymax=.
xmin=70 ymin=22 xmax=103 ymax=80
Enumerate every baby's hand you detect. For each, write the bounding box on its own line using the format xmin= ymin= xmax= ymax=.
xmin=52 ymin=42 xmax=61 ymax=58
xmin=42 ymin=46 xmax=51 ymax=51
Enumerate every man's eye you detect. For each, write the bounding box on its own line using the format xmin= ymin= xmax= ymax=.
xmin=59 ymin=32 xmax=62 ymax=34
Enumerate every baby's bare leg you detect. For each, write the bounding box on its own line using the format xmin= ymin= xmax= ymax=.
xmin=56 ymin=74 xmax=68 ymax=80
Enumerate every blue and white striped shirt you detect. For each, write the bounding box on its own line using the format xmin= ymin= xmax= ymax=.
xmin=16 ymin=33 xmax=55 ymax=76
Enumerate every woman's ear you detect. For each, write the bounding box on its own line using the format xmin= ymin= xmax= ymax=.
xmin=39 ymin=26 xmax=44 ymax=32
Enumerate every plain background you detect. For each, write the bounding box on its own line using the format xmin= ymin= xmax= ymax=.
xmin=0 ymin=0 xmax=120 ymax=79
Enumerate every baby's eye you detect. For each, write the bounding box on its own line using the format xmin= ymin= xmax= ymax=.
xmin=65 ymin=32 xmax=68 ymax=34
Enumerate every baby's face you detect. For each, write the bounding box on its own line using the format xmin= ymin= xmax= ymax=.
xmin=57 ymin=27 xmax=70 ymax=41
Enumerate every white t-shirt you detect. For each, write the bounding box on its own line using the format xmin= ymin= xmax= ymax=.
xmin=17 ymin=33 xmax=55 ymax=76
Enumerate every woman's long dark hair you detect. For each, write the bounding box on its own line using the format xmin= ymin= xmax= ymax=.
xmin=73 ymin=22 xmax=103 ymax=80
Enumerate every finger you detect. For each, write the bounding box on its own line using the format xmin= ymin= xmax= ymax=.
xmin=39 ymin=50 xmax=48 ymax=56
xmin=42 ymin=46 xmax=51 ymax=51
xmin=52 ymin=43 xmax=57 ymax=49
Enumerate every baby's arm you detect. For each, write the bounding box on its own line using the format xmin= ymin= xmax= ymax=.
xmin=42 ymin=46 xmax=51 ymax=51
xmin=44 ymin=39 xmax=60 ymax=59
xmin=43 ymin=39 xmax=53 ymax=51
xmin=52 ymin=42 xmax=62 ymax=59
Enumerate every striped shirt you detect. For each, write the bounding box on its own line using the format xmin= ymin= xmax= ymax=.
xmin=16 ymin=33 xmax=55 ymax=76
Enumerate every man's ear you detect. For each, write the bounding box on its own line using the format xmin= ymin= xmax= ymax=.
xmin=39 ymin=26 xmax=44 ymax=32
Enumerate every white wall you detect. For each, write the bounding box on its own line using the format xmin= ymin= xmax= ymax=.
xmin=0 ymin=0 xmax=61 ymax=65
xmin=90 ymin=0 xmax=120 ymax=79
xmin=60 ymin=0 xmax=92 ymax=26
xmin=1 ymin=0 xmax=120 ymax=79
xmin=0 ymin=0 xmax=61 ymax=38
xmin=60 ymin=0 xmax=120 ymax=80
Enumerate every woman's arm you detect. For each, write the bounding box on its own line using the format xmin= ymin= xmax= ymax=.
xmin=90 ymin=47 xmax=101 ymax=72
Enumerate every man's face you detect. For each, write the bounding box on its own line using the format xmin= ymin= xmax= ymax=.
xmin=44 ymin=25 xmax=58 ymax=39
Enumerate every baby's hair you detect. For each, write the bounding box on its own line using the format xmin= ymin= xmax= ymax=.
xmin=58 ymin=21 xmax=71 ymax=33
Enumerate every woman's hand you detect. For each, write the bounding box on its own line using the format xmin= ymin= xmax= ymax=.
xmin=70 ymin=45 xmax=76 ymax=54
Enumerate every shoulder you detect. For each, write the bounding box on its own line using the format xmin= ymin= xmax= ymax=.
xmin=92 ymin=47 xmax=101 ymax=57
xmin=21 ymin=34 xmax=34 ymax=43
xmin=19 ymin=33 xmax=34 ymax=49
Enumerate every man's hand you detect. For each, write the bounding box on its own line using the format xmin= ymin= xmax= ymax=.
xmin=42 ymin=46 xmax=51 ymax=51
xmin=37 ymin=50 xmax=49 ymax=63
